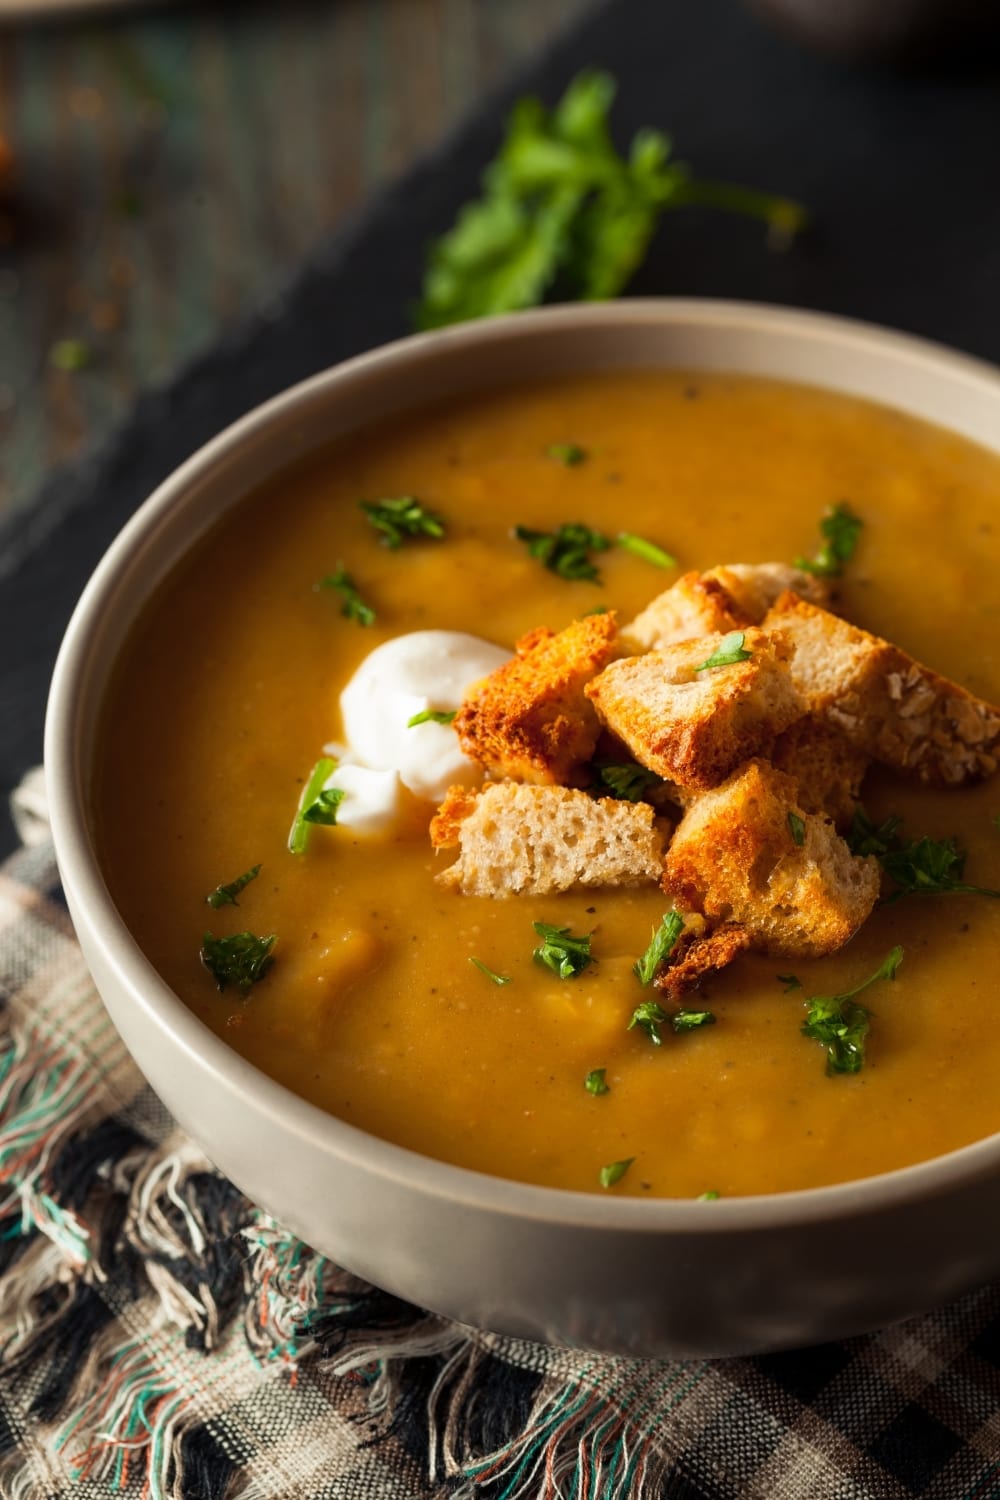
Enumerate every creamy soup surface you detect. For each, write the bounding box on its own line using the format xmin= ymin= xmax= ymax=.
xmin=95 ymin=371 xmax=1000 ymax=1198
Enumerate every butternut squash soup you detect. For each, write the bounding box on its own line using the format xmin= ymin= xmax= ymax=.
xmin=94 ymin=371 xmax=1000 ymax=1198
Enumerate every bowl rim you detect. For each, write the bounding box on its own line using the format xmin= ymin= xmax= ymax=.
xmin=44 ymin=296 xmax=1000 ymax=1234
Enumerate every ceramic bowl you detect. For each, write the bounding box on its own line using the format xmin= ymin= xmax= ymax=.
xmin=45 ymin=301 xmax=1000 ymax=1358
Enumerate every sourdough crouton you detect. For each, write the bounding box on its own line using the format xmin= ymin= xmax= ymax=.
xmin=654 ymin=922 xmax=752 ymax=999
xmin=585 ymin=627 xmax=804 ymax=792
xmin=620 ymin=571 xmax=749 ymax=654
xmin=766 ymin=592 xmax=1000 ymax=786
xmin=453 ymin=613 xmax=617 ymax=785
xmin=769 ymin=714 xmax=869 ymax=828
xmin=706 ymin=563 xmax=831 ymax=622
xmin=663 ymin=759 xmax=879 ymax=958
xmin=433 ymin=782 xmax=666 ymax=897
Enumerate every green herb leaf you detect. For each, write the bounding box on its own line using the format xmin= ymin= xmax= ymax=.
xmin=694 ymin=630 xmax=752 ymax=671
xmin=628 ymin=998 xmax=668 ymax=1046
xmin=469 ymin=957 xmax=511 ymax=986
xmin=407 ymin=709 xmax=457 ymax=728
xmin=319 ymin=565 xmax=376 ymax=626
xmin=584 ymin=1067 xmax=610 ymax=1095
xmin=633 ymin=910 xmax=684 ymax=986
xmin=787 ymin=811 xmax=806 ymax=847
xmin=795 ymin=501 xmax=863 ymax=578
xmin=200 ymin=930 xmax=276 ymax=996
xmin=547 ymin=442 xmax=587 ymax=466
xmin=599 ymin=1156 xmax=634 ymax=1189
xmin=801 ymin=945 xmax=903 ymax=1075
xmin=359 ymin=496 xmax=445 ymax=548
xmin=288 ymin=757 xmax=337 ymax=854
xmin=848 ymin=808 xmax=1000 ymax=900
xmin=617 ymin=532 xmax=676 ymax=570
xmin=514 ymin=521 xmax=611 ymax=581
xmin=303 ymin=788 xmax=345 ymax=827
xmin=50 ymin=338 xmax=92 ymax=371
xmin=206 ymin=864 xmax=261 ymax=910
xmin=532 ymin=922 xmax=594 ymax=979
xmin=845 ymin=808 xmax=901 ymax=860
xmin=672 ymin=1009 xmax=716 ymax=1032
xmin=777 ymin=973 xmax=802 ymax=993
xmin=597 ymin=761 xmax=663 ymax=803
xmin=697 ymin=1189 xmax=721 ymax=1201
xmin=415 ymin=70 xmax=804 ymax=329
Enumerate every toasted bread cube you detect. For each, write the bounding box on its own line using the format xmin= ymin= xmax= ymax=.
xmin=705 ymin=563 xmax=832 ymax=622
xmin=768 ymin=714 xmax=869 ymax=828
xmin=453 ymin=613 xmax=617 ymax=785
xmin=766 ymin=592 xmax=1000 ymax=786
xmin=585 ymin=627 xmax=804 ymax=793
xmin=663 ymin=759 xmax=879 ymax=959
xmin=433 ymin=782 xmax=666 ymax=897
xmin=620 ymin=571 xmax=749 ymax=654
xmin=654 ymin=922 xmax=752 ymax=999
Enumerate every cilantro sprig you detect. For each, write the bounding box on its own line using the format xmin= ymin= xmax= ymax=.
xmin=206 ymin=864 xmax=261 ymax=910
xmin=319 ymin=565 xmax=376 ymax=626
xmin=801 ymin=945 xmax=903 ymax=1075
xmin=795 ymin=501 xmax=863 ymax=579
xmin=288 ymin=757 xmax=343 ymax=854
xmin=201 ymin=931 xmax=276 ymax=996
xmin=847 ymin=808 xmax=1000 ymax=901
xmin=360 ymin=497 xmax=445 ymax=548
xmin=532 ymin=922 xmax=594 ymax=979
xmin=416 ymin=70 xmax=805 ymax=329
xmin=695 ymin=630 xmax=752 ymax=671
xmin=514 ymin=521 xmax=611 ymax=581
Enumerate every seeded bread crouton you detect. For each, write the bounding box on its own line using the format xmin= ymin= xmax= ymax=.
xmin=662 ymin=759 xmax=879 ymax=958
xmin=432 ymin=782 xmax=666 ymax=897
xmin=585 ymin=627 xmax=804 ymax=792
xmin=620 ymin=571 xmax=749 ymax=654
xmin=654 ymin=922 xmax=752 ymax=999
xmin=766 ymin=592 xmax=1000 ymax=786
xmin=453 ymin=613 xmax=617 ymax=785
xmin=768 ymin=714 xmax=869 ymax=828
xmin=706 ymin=563 xmax=831 ymax=622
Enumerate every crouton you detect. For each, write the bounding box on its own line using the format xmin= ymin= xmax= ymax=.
xmin=663 ymin=759 xmax=879 ymax=958
xmin=585 ymin=627 xmax=804 ymax=792
xmin=768 ymin=714 xmax=869 ymax=828
xmin=620 ymin=571 xmax=749 ymax=654
xmin=453 ymin=613 xmax=617 ymax=785
xmin=433 ymin=782 xmax=666 ymax=897
xmin=705 ymin=563 xmax=832 ymax=622
xmin=766 ymin=592 xmax=1000 ymax=786
xmin=654 ymin=922 xmax=752 ymax=999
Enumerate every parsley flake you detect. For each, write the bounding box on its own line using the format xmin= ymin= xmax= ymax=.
xmin=597 ymin=761 xmax=663 ymax=803
xmin=408 ymin=709 xmax=457 ymax=728
xmin=673 ymin=1009 xmax=716 ymax=1032
xmin=359 ymin=497 xmax=445 ymax=548
xmin=288 ymin=757 xmax=340 ymax=854
xmin=599 ymin=1157 xmax=634 ymax=1189
xmin=584 ymin=1068 xmax=610 ymax=1096
xmin=547 ymin=442 xmax=587 ymax=466
xmin=319 ymin=565 xmax=376 ymax=626
xmin=695 ymin=630 xmax=752 ymax=671
xmin=50 ymin=338 xmax=92 ymax=372
xmin=795 ymin=501 xmax=863 ymax=578
xmin=628 ymin=998 xmax=668 ymax=1045
xmin=801 ymin=945 xmax=903 ymax=1075
xmin=697 ymin=1190 xmax=721 ymax=1201
xmin=777 ymin=973 xmax=802 ymax=993
xmin=201 ymin=930 xmax=276 ymax=996
xmin=617 ymin=532 xmax=676 ymax=570
xmin=206 ymin=864 xmax=261 ymax=910
xmin=469 ymin=957 xmax=511 ymax=986
xmin=532 ymin=922 xmax=594 ymax=979
xmin=787 ymin=811 xmax=806 ymax=847
xmin=303 ymin=788 xmax=345 ymax=827
xmin=514 ymin=521 xmax=611 ymax=581
xmin=633 ymin=910 xmax=684 ymax=986
xmin=847 ymin=808 xmax=1000 ymax=901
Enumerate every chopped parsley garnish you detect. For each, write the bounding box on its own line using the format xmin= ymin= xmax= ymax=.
xmin=547 ymin=442 xmax=587 ymax=466
xmin=407 ymin=709 xmax=457 ymax=728
xmin=469 ymin=957 xmax=511 ymax=986
xmin=777 ymin=973 xmax=802 ymax=993
xmin=628 ymin=998 xmax=668 ymax=1045
xmin=599 ymin=1157 xmax=634 ymax=1189
xmin=597 ymin=761 xmax=663 ymax=803
xmin=288 ymin=757 xmax=339 ymax=854
xmin=672 ymin=1009 xmax=716 ymax=1032
xmin=800 ymin=945 xmax=903 ymax=1075
xmin=532 ymin=922 xmax=594 ymax=979
xmin=359 ymin=496 xmax=445 ymax=548
xmin=617 ymin=532 xmax=676 ymax=570
xmin=633 ymin=910 xmax=685 ymax=986
xmin=695 ymin=630 xmax=752 ymax=671
xmin=514 ymin=521 xmax=611 ymax=581
xmin=200 ymin=930 xmax=276 ymax=996
xmin=415 ymin=70 xmax=805 ymax=329
xmin=206 ymin=864 xmax=261 ymax=910
xmin=847 ymin=808 xmax=1000 ymax=900
xmin=50 ymin=338 xmax=93 ymax=371
xmin=787 ymin=811 xmax=806 ymax=847
xmin=319 ymin=565 xmax=376 ymax=626
xmin=584 ymin=1068 xmax=610 ymax=1096
xmin=697 ymin=1190 xmax=721 ymax=1201
xmin=795 ymin=501 xmax=863 ymax=578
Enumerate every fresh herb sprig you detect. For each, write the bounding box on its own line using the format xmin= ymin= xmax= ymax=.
xmin=547 ymin=442 xmax=587 ymax=466
xmin=360 ymin=497 xmax=445 ymax=548
xmin=585 ymin=1068 xmax=610 ymax=1095
xmin=514 ymin=521 xmax=611 ymax=581
xmin=596 ymin=761 xmax=663 ymax=803
xmin=617 ymin=532 xmax=676 ymax=569
xmin=319 ymin=565 xmax=376 ymax=626
xmin=288 ymin=757 xmax=342 ymax=854
xmin=469 ymin=957 xmax=511 ymax=986
xmin=695 ymin=630 xmax=752 ymax=671
xmin=206 ymin=864 xmax=261 ymax=910
xmin=416 ymin=70 xmax=805 ymax=329
xmin=532 ymin=922 xmax=594 ymax=979
xmin=801 ymin=945 xmax=903 ymax=1075
xmin=847 ymin=808 xmax=1000 ymax=901
xmin=201 ymin=931 xmax=276 ymax=996
xmin=633 ymin=910 xmax=684 ymax=986
xmin=628 ymin=997 xmax=715 ymax=1045
xmin=599 ymin=1157 xmax=634 ymax=1189
xmin=408 ymin=709 xmax=457 ymax=728
xmin=795 ymin=501 xmax=863 ymax=578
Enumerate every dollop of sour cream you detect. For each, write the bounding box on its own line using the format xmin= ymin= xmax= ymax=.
xmin=329 ymin=630 xmax=509 ymax=831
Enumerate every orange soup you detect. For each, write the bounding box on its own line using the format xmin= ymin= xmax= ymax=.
xmin=94 ymin=371 xmax=1000 ymax=1197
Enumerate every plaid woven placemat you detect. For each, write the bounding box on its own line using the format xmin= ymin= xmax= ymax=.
xmin=2 ymin=787 xmax=1000 ymax=1499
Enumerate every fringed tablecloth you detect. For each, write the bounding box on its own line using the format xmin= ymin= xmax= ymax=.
xmin=2 ymin=783 xmax=1000 ymax=1499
